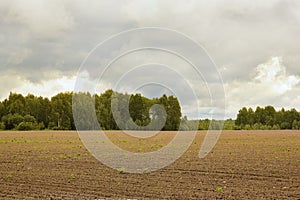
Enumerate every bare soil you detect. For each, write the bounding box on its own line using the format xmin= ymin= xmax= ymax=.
xmin=0 ymin=130 xmax=299 ymax=199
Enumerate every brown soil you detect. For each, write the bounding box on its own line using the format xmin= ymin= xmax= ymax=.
xmin=0 ymin=130 xmax=299 ymax=199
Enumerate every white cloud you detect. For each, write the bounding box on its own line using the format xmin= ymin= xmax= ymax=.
xmin=254 ymin=57 xmax=299 ymax=94
xmin=0 ymin=73 xmax=76 ymax=100
xmin=225 ymin=57 xmax=300 ymax=118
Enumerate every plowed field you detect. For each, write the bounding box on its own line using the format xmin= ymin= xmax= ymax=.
xmin=0 ymin=130 xmax=299 ymax=199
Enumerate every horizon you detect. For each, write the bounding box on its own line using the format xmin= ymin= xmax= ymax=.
xmin=2 ymin=89 xmax=300 ymax=121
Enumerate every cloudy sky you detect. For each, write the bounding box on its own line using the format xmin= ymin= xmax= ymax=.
xmin=1 ymin=0 xmax=300 ymax=119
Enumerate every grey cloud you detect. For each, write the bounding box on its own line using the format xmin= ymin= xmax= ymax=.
xmin=0 ymin=0 xmax=137 ymax=83
xmin=0 ymin=0 xmax=299 ymax=119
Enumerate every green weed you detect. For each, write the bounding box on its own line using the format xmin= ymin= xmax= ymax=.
xmin=6 ymin=174 xmax=13 ymax=179
xmin=70 ymin=173 xmax=76 ymax=179
xmin=215 ymin=187 xmax=223 ymax=193
xmin=118 ymin=168 xmax=125 ymax=174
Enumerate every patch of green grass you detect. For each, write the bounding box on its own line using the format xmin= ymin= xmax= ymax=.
xmin=70 ymin=173 xmax=76 ymax=179
xmin=6 ymin=174 xmax=13 ymax=179
xmin=215 ymin=187 xmax=223 ymax=193
xmin=138 ymin=146 xmax=145 ymax=151
xmin=59 ymin=154 xmax=67 ymax=159
xmin=118 ymin=168 xmax=125 ymax=174
xmin=85 ymin=153 xmax=92 ymax=157
xmin=0 ymin=139 xmax=8 ymax=144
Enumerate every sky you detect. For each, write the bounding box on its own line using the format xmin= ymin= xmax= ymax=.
xmin=0 ymin=0 xmax=300 ymax=119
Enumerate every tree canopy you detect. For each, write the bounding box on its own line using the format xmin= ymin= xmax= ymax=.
xmin=235 ymin=106 xmax=300 ymax=130
xmin=0 ymin=91 xmax=182 ymax=131
xmin=1 ymin=91 xmax=300 ymax=131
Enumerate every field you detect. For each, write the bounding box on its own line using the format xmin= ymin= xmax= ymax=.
xmin=0 ymin=130 xmax=299 ymax=199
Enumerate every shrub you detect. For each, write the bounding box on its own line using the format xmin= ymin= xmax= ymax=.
xmin=253 ymin=123 xmax=262 ymax=130
xmin=38 ymin=122 xmax=45 ymax=130
xmin=17 ymin=122 xmax=38 ymax=131
xmin=244 ymin=124 xmax=252 ymax=130
xmin=24 ymin=115 xmax=36 ymax=123
xmin=280 ymin=122 xmax=291 ymax=129
xmin=2 ymin=113 xmax=24 ymax=130
xmin=272 ymin=124 xmax=280 ymax=130
xmin=0 ymin=122 xmax=5 ymax=130
xmin=48 ymin=122 xmax=56 ymax=129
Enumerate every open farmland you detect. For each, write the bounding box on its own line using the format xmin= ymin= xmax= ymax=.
xmin=0 ymin=130 xmax=299 ymax=199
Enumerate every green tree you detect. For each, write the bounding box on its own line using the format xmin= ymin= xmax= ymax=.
xmin=0 ymin=101 xmax=5 ymax=120
xmin=166 ymin=96 xmax=181 ymax=130
xmin=264 ymin=105 xmax=276 ymax=126
xmin=50 ymin=92 xmax=74 ymax=130
xmin=254 ymin=106 xmax=266 ymax=125
xmin=7 ymin=93 xmax=25 ymax=115
xmin=198 ymin=119 xmax=210 ymax=130
xmin=158 ymin=95 xmax=181 ymax=130
xmin=72 ymin=92 xmax=99 ymax=130
xmin=236 ymin=107 xmax=249 ymax=127
xmin=129 ymin=94 xmax=150 ymax=126
xmin=95 ymin=89 xmax=118 ymax=130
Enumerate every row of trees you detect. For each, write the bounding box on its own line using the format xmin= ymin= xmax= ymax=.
xmin=0 ymin=90 xmax=182 ymax=131
xmin=180 ymin=117 xmax=235 ymax=131
xmin=73 ymin=90 xmax=182 ymax=131
xmin=1 ymin=91 xmax=300 ymax=131
xmin=235 ymin=106 xmax=300 ymax=130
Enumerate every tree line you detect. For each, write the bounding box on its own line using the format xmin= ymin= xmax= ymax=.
xmin=180 ymin=118 xmax=235 ymax=131
xmin=1 ymin=91 xmax=300 ymax=131
xmin=0 ymin=90 xmax=181 ymax=131
xmin=235 ymin=106 xmax=300 ymax=130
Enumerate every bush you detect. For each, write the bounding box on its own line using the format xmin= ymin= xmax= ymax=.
xmin=272 ymin=124 xmax=280 ymax=130
xmin=253 ymin=123 xmax=262 ymax=130
xmin=292 ymin=120 xmax=300 ymax=130
xmin=38 ymin=122 xmax=45 ymax=130
xmin=0 ymin=122 xmax=5 ymax=130
xmin=2 ymin=113 xmax=24 ymax=130
xmin=24 ymin=115 xmax=36 ymax=123
xmin=48 ymin=122 xmax=56 ymax=129
xmin=17 ymin=122 xmax=38 ymax=131
xmin=244 ymin=124 xmax=252 ymax=130
xmin=280 ymin=122 xmax=291 ymax=129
